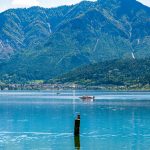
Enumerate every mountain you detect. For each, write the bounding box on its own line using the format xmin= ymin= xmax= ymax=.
xmin=0 ymin=0 xmax=150 ymax=83
xmin=0 ymin=6 xmax=72 ymax=61
xmin=53 ymin=58 xmax=150 ymax=87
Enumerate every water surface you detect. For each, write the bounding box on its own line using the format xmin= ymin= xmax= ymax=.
xmin=0 ymin=90 xmax=150 ymax=150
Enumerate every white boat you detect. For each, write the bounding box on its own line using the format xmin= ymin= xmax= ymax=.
xmin=79 ymin=96 xmax=95 ymax=101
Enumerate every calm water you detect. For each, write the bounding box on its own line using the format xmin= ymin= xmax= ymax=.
xmin=0 ymin=90 xmax=150 ymax=150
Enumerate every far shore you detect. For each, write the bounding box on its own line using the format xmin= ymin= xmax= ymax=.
xmin=0 ymin=83 xmax=150 ymax=92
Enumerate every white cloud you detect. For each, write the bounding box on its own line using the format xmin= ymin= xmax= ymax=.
xmin=45 ymin=0 xmax=97 ymax=8
xmin=0 ymin=0 xmax=149 ymax=13
xmin=12 ymin=0 xmax=40 ymax=7
xmin=137 ymin=0 xmax=150 ymax=7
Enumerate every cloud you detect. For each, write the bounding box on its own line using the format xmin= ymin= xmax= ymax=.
xmin=44 ymin=0 xmax=97 ymax=8
xmin=12 ymin=0 xmax=40 ymax=7
xmin=137 ymin=0 xmax=150 ymax=7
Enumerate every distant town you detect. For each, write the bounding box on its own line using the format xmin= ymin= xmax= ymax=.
xmin=0 ymin=83 xmax=150 ymax=91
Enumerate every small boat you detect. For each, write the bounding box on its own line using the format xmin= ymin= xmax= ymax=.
xmin=56 ymin=92 xmax=61 ymax=95
xmin=79 ymin=96 xmax=95 ymax=101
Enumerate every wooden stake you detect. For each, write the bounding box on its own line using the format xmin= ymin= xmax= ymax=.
xmin=74 ymin=114 xmax=80 ymax=136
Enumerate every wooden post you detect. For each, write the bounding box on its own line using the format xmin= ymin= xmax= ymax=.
xmin=74 ymin=114 xmax=80 ymax=136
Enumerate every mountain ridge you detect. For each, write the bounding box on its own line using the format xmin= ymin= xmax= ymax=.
xmin=0 ymin=0 xmax=150 ymax=83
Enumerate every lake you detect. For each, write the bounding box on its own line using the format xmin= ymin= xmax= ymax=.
xmin=0 ymin=90 xmax=150 ymax=150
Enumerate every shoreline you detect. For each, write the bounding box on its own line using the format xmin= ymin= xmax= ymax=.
xmin=0 ymin=83 xmax=150 ymax=92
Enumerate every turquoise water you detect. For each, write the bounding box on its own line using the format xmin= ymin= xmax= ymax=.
xmin=0 ymin=91 xmax=150 ymax=150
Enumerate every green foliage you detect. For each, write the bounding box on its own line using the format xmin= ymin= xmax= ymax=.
xmin=54 ymin=58 xmax=150 ymax=86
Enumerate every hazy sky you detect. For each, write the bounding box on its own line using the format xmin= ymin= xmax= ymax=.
xmin=0 ymin=0 xmax=150 ymax=12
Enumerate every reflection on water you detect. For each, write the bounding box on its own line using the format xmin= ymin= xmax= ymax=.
xmin=0 ymin=91 xmax=150 ymax=149
xmin=74 ymin=136 xmax=80 ymax=150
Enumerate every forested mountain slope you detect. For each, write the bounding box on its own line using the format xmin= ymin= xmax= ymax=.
xmin=0 ymin=0 xmax=150 ymax=83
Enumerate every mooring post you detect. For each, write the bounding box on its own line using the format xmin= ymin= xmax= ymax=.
xmin=74 ymin=114 xmax=80 ymax=136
